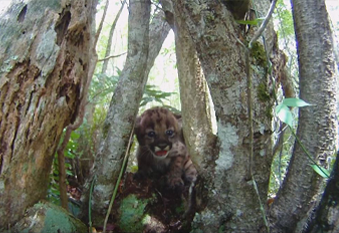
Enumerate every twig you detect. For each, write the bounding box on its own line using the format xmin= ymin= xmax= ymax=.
xmin=242 ymin=2 xmax=275 ymax=227
xmin=98 ymin=52 xmax=127 ymax=62
xmin=249 ymin=0 xmax=277 ymax=48
xmin=290 ymin=127 xmax=330 ymax=178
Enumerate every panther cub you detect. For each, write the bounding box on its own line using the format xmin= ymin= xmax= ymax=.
xmin=134 ymin=107 xmax=197 ymax=188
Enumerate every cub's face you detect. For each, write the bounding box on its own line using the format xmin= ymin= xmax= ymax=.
xmin=135 ymin=107 xmax=181 ymax=159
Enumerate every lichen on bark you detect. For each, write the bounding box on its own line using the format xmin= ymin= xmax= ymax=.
xmin=0 ymin=0 xmax=97 ymax=228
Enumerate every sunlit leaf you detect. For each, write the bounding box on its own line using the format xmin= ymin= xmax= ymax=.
xmin=282 ymin=98 xmax=312 ymax=107
xmin=310 ymin=164 xmax=330 ymax=178
xmin=236 ymin=17 xmax=265 ymax=26
xmin=275 ymin=103 xmax=294 ymax=127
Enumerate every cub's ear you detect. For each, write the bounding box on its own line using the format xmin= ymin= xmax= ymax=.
xmin=173 ymin=113 xmax=185 ymax=142
xmin=173 ymin=113 xmax=182 ymax=130
xmin=134 ymin=116 xmax=141 ymax=135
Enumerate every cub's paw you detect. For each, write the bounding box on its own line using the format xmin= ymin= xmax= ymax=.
xmin=133 ymin=171 xmax=146 ymax=181
xmin=168 ymin=177 xmax=184 ymax=190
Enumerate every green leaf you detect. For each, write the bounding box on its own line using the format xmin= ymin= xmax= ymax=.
xmin=282 ymin=98 xmax=312 ymax=108
xmin=275 ymin=103 xmax=294 ymax=127
xmin=65 ymin=150 xmax=75 ymax=159
xmin=70 ymin=131 xmax=80 ymax=140
xmin=66 ymin=170 xmax=73 ymax=176
xmin=236 ymin=17 xmax=265 ymax=26
xmin=236 ymin=20 xmax=259 ymax=26
xmin=310 ymin=164 xmax=330 ymax=178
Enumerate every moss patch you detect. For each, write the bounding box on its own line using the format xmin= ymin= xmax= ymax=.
xmin=257 ymin=82 xmax=270 ymax=102
xmin=119 ymin=194 xmax=151 ymax=232
xmin=250 ymin=42 xmax=268 ymax=68
xmin=12 ymin=202 xmax=87 ymax=233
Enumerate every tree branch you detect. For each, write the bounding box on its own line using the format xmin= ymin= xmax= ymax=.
xmin=98 ymin=52 xmax=127 ymax=62
xmin=249 ymin=0 xmax=277 ymax=48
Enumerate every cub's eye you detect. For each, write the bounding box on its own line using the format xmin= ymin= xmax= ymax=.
xmin=166 ymin=129 xmax=174 ymax=136
xmin=147 ymin=131 xmax=156 ymax=137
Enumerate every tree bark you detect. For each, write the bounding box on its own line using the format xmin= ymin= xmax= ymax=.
xmin=161 ymin=0 xmax=217 ymax=178
xmin=173 ymin=5 xmax=217 ymax=177
xmin=269 ymin=0 xmax=337 ymax=231
xmin=80 ymin=2 xmax=172 ymax=225
xmin=172 ymin=0 xmax=280 ymax=231
xmin=304 ymin=152 xmax=339 ymax=233
xmin=0 ymin=0 xmax=97 ymax=229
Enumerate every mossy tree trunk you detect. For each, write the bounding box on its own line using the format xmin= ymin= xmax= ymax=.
xmin=0 ymin=0 xmax=97 ymax=229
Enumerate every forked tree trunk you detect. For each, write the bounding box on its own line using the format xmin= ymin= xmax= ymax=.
xmin=0 ymin=0 xmax=97 ymax=229
xmin=171 ymin=0 xmax=284 ymax=231
xmin=80 ymin=1 xmax=173 ymax=225
xmin=269 ymin=0 xmax=337 ymax=231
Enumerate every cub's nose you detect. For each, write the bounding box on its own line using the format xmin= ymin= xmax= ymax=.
xmin=158 ymin=143 xmax=168 ymax=150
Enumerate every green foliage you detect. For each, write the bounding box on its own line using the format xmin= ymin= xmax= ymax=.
xmin=275 ymin=98 xmax=312 ymax=127
xmin=274 ymin=1 xmax=294 ymax=38
xmin=140 ymin=84 xmax=176 ymax=107
xmin=275 ymin=98 xmax=329 ymax=178
xmin=89 ymin=73 xmax=119 ymax=104
xmin=274 ymin=0 xmax=299 ymax=83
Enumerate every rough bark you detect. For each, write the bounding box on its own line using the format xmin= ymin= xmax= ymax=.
xmin=57 ymin=0 xmax=101 ymax=210
xmin=0 ymin=0 xmax=96 ymax=229
xmin=161 ymin=0 xmax=217 ymax=179
xmin=304 ymin=152 xmax=339 ymax=233
xmin=80 ymin=2 xmax=172 ymax=225
xmin=172 ymin=0 xmax=279 ymax=231
xmin=269 ymin=0 xmax=337 ymax=231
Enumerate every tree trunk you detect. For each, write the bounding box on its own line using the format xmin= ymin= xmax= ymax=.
xmin=172 ymin=0 xmax=283 ymax=231
xmin=80 ymin=1 xmax=172 ymax=225
xmin=269 ymin=0 xmax=338 ymax=231
xmin=0 ymin=0 xmax=97 ymax=229
xmin=161 ymin=0 xmax=217 ymax=177
xmin=304 ymin=152 xmax=339 ymax=233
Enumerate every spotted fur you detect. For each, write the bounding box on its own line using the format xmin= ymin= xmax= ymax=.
xmin=134 ymin=107 xmax=197 ymax=188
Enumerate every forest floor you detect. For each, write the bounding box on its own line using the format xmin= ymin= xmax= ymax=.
xmin=68 ymin=172 xmax=195 ymax=233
